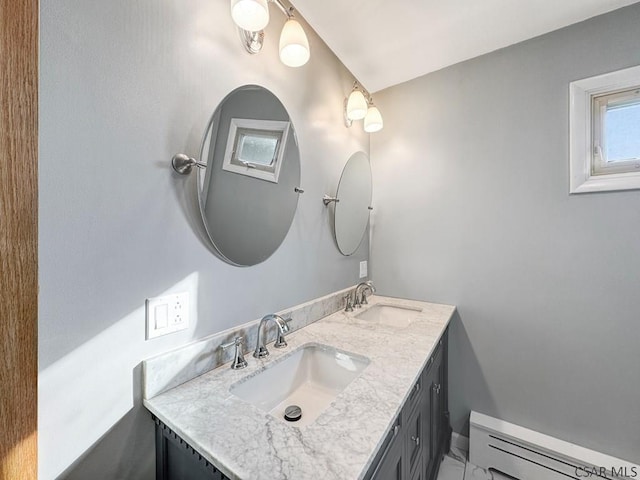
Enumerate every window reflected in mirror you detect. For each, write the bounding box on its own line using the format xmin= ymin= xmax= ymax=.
xmin=235 ymin=129 xmax=280 ymax=166
xmin=223 ymin=118 xmax=290 ymax=183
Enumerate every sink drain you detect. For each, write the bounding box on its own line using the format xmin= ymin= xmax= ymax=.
xmin=284 ymin=405 xmax=302 ymax=422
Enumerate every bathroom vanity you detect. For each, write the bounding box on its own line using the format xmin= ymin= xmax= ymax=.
xmin=144 ymin=295 xmax=455 ymax=480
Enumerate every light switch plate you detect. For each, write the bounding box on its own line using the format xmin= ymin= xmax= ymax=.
xmin=146 ymin=292 xmax=189 ymax=340
xmin=359 ymin=261 xmax=368 ymax=278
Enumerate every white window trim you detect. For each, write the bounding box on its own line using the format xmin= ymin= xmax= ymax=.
xmin=569 ymin=64 xmax=640 ymax=194
xmin=222 ymin=118 xmax=290 ymax=183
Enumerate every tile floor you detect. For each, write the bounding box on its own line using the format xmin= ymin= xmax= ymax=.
xmin=436 ymin=444 xmax=517 ymax=480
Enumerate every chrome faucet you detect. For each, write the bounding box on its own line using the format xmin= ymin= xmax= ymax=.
xmin=354 ymin=281 xmax=376 ymax=308
xmin=253 ymin=314 xmax=291 ymax=358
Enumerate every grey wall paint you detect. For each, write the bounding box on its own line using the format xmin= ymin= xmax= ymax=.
xmin=39 ymin=1 xmax=368 ymax=478
xmin=371 ymin=4 xmax=640 ymax=463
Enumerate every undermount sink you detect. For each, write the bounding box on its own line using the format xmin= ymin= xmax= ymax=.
xmin=355 ymin=303 xmax=423 ymax=328
xmin=230 ymin=343 xmax=369 ymax=427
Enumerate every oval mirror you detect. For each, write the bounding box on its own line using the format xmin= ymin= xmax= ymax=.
xmin=334 ymin=151 xmax=372 ymax=255
xmin=197 ymin=85 xmax=301 ymax=266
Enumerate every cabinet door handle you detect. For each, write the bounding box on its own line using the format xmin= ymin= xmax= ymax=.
xmin=411 ymin=435 xmax=420 ymax=446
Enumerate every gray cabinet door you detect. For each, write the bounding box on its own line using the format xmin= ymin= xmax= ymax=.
xmin=404 ymin=401 xmax=424 ymax=478
xmin=424 ymin=344 xmax=444 ymax=480
xmin=365 ymin=415 xmax=403 ymax=480
xmin=411 ymin=459 xmax=426 ymax=480
xmin=432 ymin=352 xmax=445 ymax=457
xmin=372 ymin=433 xmax=404 ymax=480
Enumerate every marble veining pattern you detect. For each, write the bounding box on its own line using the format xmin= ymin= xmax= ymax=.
xmin=143 ymin=286 xmax=353 ymax=399
xmin=144 ymin=295 xmax=455 ymax=480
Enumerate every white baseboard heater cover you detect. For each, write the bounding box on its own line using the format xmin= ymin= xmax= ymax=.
xmin=469 ymin=411 xmax=639 ymax=480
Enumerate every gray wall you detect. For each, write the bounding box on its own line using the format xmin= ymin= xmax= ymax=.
xmin=39 ymin=1 xmax=368 ymax=478
xmin=371 ymin=4 xmax=640 ymax=463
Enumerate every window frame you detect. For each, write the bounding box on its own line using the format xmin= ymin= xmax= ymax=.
xmin=222 ymin=118 xmax=290 ymax=183
xmin=569 ymin=64 xmax=640 ymax=194
xmin=591 ymin=87 xmax=640 ymax=175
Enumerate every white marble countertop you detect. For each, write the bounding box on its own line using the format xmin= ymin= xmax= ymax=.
xmin=144 ymin=295 xmax=455 ymax=480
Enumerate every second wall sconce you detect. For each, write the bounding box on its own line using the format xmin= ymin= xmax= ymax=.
xmin=345 ymin=81 xmax=383 ymax=133
xmin=230 ymin=0 xmax=310 ymax=67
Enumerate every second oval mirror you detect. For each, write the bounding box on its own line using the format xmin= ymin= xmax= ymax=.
xmin=198 ymin=85 xmax=301 ymax=266
xmin=333 ymin=151 xmax=372 ymax=255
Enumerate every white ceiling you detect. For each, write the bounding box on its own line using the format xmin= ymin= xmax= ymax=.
xmin=292 ymin=0 xmax=639 ymax=93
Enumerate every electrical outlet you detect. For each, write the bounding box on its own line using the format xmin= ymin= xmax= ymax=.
xmin=359 ymin=261 xmax=368 ymax=278
xmin=146 ymin=292 xmax=189 ymax=340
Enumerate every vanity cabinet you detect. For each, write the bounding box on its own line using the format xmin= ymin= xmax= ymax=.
xmin=365 ymin=329 xmax=450 ymax=480
xmin=154 ymin=419 xmax=230 ymax=480
xmin=153 ymin=329 xmax=449 ymax=480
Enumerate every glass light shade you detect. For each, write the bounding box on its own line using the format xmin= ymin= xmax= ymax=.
xmin=346 ymin=90 xmax=368 ymax=121
xmin=230 ymin=0 xmax=269 ymax=32
xmin=279 ymin=19 xmax=310 ymax=67
xmin=364 ymin=105 xmax=383 ymax=133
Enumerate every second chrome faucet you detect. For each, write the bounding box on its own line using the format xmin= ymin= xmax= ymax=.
xmin=254 ymin=313 xmax=291 ymax=358
xmin=345 ymin=281 xmax=376 ymax=311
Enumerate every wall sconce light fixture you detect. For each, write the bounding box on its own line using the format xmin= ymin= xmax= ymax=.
xmin=230 ymin=0 xmax=310 ymax=67
xmin=231 ymin=0 xmax=270 ymax=31
xmin=345 ymin=82 xmax=383 ymax=133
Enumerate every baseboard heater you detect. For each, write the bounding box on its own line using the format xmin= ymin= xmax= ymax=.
xmin=469 ymin=411 xmax=639 ymax=480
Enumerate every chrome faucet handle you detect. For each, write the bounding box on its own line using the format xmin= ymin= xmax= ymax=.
xmin=221 ymin=336 xmax=248 ymax=370
xmin=344 ymin=294 xmax=354 ymax=312
xmin=274 ymin=318 xmax=292 ymax=349
xmin=360 ymin=291 xmax=368 ymax=305
xmin=353 ymin=290 xmax=362 ymax=308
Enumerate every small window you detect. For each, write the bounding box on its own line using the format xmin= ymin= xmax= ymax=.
xmin=592 ymin=87 xmax=640 ymax=175
xmin=570 ymin=65 xmax=640 ymax=193
xmin=233 ymin=128 xmax=280 ymax=166
xmin=222 ymin=118 xmax=290 ymax=183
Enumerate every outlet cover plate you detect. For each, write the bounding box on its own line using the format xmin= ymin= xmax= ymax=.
xmin=146 ymin=292 xmax=189 ymax=340
xmin=359 ymin=261 xmax=368 ymax=278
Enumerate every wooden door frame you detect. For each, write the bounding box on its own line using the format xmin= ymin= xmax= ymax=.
xmin=0 ymin=1 xmax=38 ymax=479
